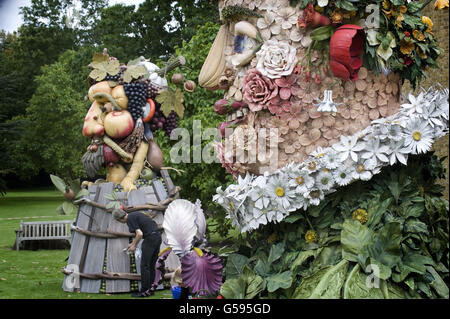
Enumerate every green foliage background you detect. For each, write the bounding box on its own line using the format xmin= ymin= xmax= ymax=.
xmin=219 ymin=153 xmax=449 ymax=299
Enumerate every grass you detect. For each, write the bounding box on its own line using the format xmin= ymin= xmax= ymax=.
xmin=0 ymin=188 xmax=172 ymax=299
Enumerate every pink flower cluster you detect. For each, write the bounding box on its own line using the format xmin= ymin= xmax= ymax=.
xmin=242 ymin=68 xmax=322 ymax=118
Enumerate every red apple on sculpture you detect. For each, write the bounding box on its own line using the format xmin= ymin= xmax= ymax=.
xmin=104 ymin=110 xmax=134 ymax=139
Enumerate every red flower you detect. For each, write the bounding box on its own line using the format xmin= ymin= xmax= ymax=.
xmin=402 ymin=56 xmax=413 ymax=66
xmin=329 ymin=24 xmax=365 ymax=81
xmin=298 ymin=3 xmax=330 ymax=29
xmin=404 ymin=31 xmax=411 ymax=37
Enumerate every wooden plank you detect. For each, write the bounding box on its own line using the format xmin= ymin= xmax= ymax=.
xmin=62 ymin=184 xmax=99 ymax=292
xmin=160 ymin=169 xmax=176 ymax=196
xmin=152 ymin=179 xmax=168 ymax=202
xmin=81 ymin=182 xmax=114 ymax=293
xmin=105 ymin=191 xmax=131 ymax=293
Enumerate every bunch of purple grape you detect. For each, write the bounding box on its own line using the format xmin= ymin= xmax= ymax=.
xmin=104 ymin=71 xmax=122 ymax=82
xmin=164 ymin=111 xmax=178 ymax=137
xmin=144 ymin=79 xmax=162 ymax=99
xmin=124 ymin=82 xmax=148 ymax=122
xmin=148 ymin=102 xmax=166 ymax=132
xmin=147 ymin=102 xmax=179 ymax=137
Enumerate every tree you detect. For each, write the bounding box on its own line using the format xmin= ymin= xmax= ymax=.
xmin=91 ymin=4 xmax=141 ymax=62
xmin=135 ymin=0 xmax=219 ymax=60
xmin=9 ymin=48 xmax=95 ymax=180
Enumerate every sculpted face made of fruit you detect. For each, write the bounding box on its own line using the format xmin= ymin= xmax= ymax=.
xmin=200 ymin=0 xmax=402 ymax=177
xmin=82 ymin=80 xmax=151 ymax=192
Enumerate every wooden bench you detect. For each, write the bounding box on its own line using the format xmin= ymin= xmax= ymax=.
xmin=15 ymin=220 xmax=74 ymax=251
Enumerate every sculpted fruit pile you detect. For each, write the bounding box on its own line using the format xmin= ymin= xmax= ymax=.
xmin=81 ymin=51 xmax=189 ymax=191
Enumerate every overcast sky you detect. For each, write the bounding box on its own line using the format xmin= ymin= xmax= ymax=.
xmin=0 ymin=0 xmax=145 ymax=33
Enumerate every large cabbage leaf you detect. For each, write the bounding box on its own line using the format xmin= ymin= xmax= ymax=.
xmin=293 ymin=259 xmax=349 ymax=299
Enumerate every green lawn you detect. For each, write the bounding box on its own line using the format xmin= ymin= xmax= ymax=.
xmin=0 ymin=188 xmax=172 ymax=299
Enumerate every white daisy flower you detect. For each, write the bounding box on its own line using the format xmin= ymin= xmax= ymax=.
xmin=252 ymin=205 xmax=269 ymax=227
xmin=352 ymin=158 xmax=377 ymax=181
xmin=288 ymin=169 xmax=315 ymax=194
xmin=250 ymin=175 xmax=271 ymax=210
xmin=304 ymin=188 xmax=324 ymax=206
xmin=267 ymin=174 xmax=296 ymax=210
xmin=304 ymin=159 xmax=321 ymax=173
xmin=333 ymin=166 xmax=353 ymax=186
xmin=323 ymin=150 xmax=340 ymax=170
xmin=266 ymin=205 xmax=287 ymax=223
xmin=293 ymin=194 xmax=309 ymax=211
xmin=281 ymin=162 xmax=301 ymax=178
xmin=361 ymin=137 xmax=390 ymax=163
xmin=317 ymin=0 xmax=329 ymax=7
xmin=421 ymin=102 xmax=444 ymax=128
xmin=315 ymin=170 xmax=335 ymax=191
xmin=378 ymin=121 xmax=404 ymax=141
xmin=310 ymin=147 xmax=327 ymax=160
xmin=333 ymin=135 xmax=365 ymax=162
xmin=403 ymin=118 xmax=434 ymax=154
xmin=401 ymin=92 xmax=425 ymax=116
xmin=226 ymin=173 xmax=253 ymax=208
xmin=389 ymin=139 xmax=409 ymax=165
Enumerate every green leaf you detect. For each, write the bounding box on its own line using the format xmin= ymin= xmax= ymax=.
xmin=89 ymin=68 xmax=107 ymax=81
xmin=75 ymin=189 xmax=90 ymax=199
xmin=403 ymin=14 xmax=422 ymax=29
xmin=50 ymin=174 xmax=66 ymax=193
xmin=402 ymin=253 xmax=434 ymax=275
xmin=225 ymin=253 xmax=249 ymax=278
xmin=220 ymin=277 xmax=246 ymax=299
xmin=343 ymin=264 xmax=385 ymax=299
xmin=367 ymin=198 xmax=392 ymax=229
xmin=89 ymin=59 xmax=120 ymax=81
xmin=254 ymin=258 xmax=270 ymax=277
xmin=407 ymin=1 xmax=423 ymax=13
xmin=341 ymin=219 xmax=373 ymax=262
xmin=335 ymin=0 xmax=356 ymax=11
xmin=369 ymin=258 xmax=392 ymax=280
xmin=242 ymin=266 xmax=265 ymax=299
xmin=427 ymin=266 xmax=449 ymax=299
xmin=366 ymin=222 xmax=402 ymax=268
xmin=266 ymin=270 xmax=293 ymax=293
xmin=67 ymin=178 xmax=81 ymax=196
xmin=62 ymin=201 xmax=77 ymax=215
xmin=404 ymin=219 xmax=428 ymax=234
xmin=56 ymin=204 xmax=65 ymax=215
xmin=310 ymin=26 xmax=334 ymax=42
xmin=104 ymin=192 xmax=118 ymax=201
xmin=283 ymin=214 xmax=303 ymax=223
xmin=122 ymin=64 xmax=148 ymax=83
xmin=268 ymin=242 xmax=285 ymax=264
xmin=92 ymin=52 xmax=109 ymax=64
xmin=294 ymin=259 xmax=349 ymax=299
xmin=291 ymin=249 xmax=321 ymax=273
xmin=156 ymin=88 xmax=185 ymax=118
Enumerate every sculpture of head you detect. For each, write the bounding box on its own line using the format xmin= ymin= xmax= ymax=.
xmin=200 ymin=0 xmax=404 ymax=177
xmin=206 ymin=0 xmax=448 ymax=232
